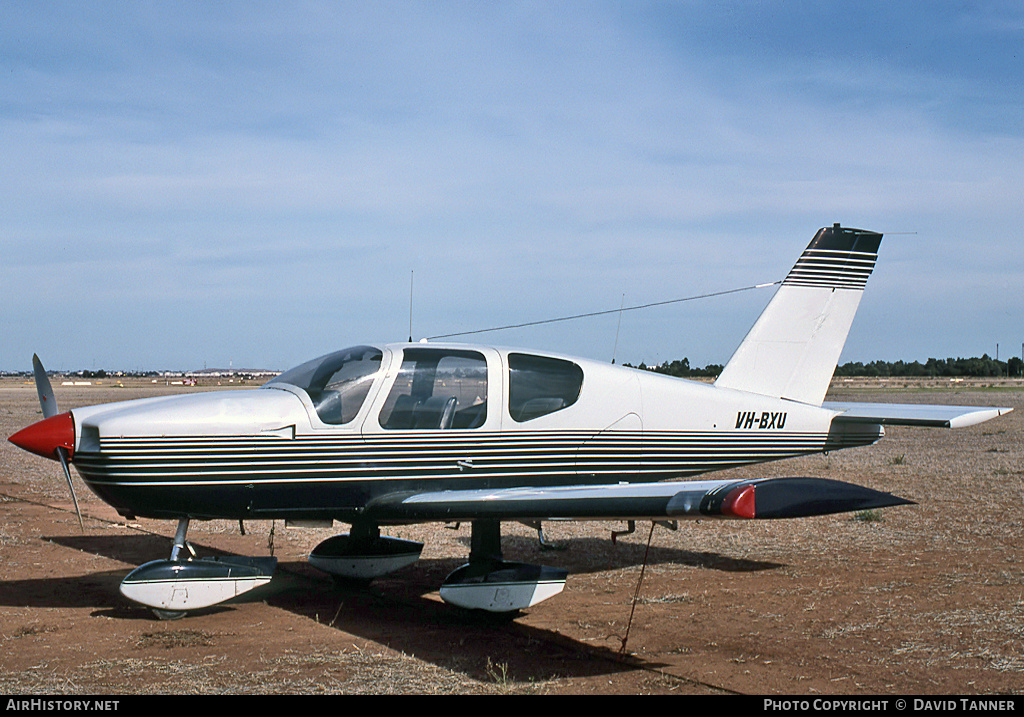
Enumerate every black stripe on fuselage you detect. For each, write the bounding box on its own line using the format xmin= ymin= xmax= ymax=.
xmin=71 ymin=429 xmax=878 ymax=520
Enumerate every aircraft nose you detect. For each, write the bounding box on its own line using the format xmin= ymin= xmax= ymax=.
xmin=8 ymin=411 xmax=75 ymax=460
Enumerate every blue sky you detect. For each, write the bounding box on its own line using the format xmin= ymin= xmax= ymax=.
xmin=2 ymin=2 xmax=1022 ymax=372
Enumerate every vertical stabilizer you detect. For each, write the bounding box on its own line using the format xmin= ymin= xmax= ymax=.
xmin=714 ymin=224 xmax=882 ymax=405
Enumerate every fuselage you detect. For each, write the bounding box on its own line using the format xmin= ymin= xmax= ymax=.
xmin=60 ymin=342 xmax=881 ymax=521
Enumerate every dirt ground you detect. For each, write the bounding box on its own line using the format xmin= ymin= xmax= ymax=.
xmin=1 ymin=377 xmax=1022 ymax=695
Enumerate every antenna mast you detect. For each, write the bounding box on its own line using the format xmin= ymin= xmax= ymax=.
xmin=611 ymin=293 xmax=625 ymax=364
xmin=408 ymin=270 xmax=414 ymax=342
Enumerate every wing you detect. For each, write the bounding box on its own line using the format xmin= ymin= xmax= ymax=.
xmin=361 ymin=401 xmax=1008 ymax=525
xmin=364 ymin=476 xmax=913 ymax=523
xmin=825 ymin=401 xmax=1013 ymax=428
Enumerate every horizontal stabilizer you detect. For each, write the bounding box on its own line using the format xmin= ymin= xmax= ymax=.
xmin=825 ymin=402 xmax=1013 ymax=428
xmin=366 ymin=477 xmax=912 ymax=522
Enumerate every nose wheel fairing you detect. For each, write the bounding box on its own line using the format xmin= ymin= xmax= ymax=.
xmin=119 ymin=517 xmax=276 ymax=618
xmin=119 ymin=555 xmax=277 ymax=615
xmin=308 ymin=525 xmax=424 ymax=580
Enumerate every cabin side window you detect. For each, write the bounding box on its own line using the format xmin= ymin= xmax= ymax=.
xmin=265 ymin=345 xmax=383 ymax=425
xmin=508 ymin=353 xmax=584 ymax=422
xmin=378 ymin=349 xmax=488 ymax=430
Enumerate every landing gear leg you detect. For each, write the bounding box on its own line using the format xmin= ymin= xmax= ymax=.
xmin=331 ymin=522 xmax=382 ymax=586
xmin=350 ymin=521 xmax=381 ymax=547
xmin=170 ymin=517 xmax=193 ymax=560
xmin=152 ymin=518 xmax=193 ymax=620
xmin=470 ymin=519 xmax=502 ymax=563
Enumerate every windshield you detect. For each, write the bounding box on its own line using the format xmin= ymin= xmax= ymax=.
xmin=264 ymin=345 xmax=383 ymax=425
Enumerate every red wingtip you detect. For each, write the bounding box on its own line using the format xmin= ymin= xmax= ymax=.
xmin=8 ymin=412 xmax=75 ymax=460
xmin=721 ymin=484 xmax=756 ymax=519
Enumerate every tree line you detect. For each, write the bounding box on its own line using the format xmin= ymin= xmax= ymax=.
xmin=624 ymin=358 xmax=724 ymax=377
xmin=629 ymin=354 xmax=1023 ymax=379
xmin=834 ymin=355 xmax=1023 ymax=378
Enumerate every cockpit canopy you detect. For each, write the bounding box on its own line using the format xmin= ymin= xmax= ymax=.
xmin=265 ymin=344 xmax=585 ymax=429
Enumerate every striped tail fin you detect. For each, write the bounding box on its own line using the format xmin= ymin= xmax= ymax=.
xmin=714 ymin=224 xmax=882 ymax=405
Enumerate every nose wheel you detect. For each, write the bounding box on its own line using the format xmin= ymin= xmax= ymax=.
xmin=151 ymin=608 xmax=187 ymax=621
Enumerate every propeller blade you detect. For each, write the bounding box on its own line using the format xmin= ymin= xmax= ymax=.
xmin=32 ymin=354 xmax=58 ymax=419
xmin=56 ymin=447 xmax=84 ymax=531
xmin=31 ymin=355 xmax=83 ymax=531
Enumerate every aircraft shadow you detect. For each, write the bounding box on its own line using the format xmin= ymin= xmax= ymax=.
xmin=262 ymin=561 xmax=645 ymax=682
xmin=44 ymin=533 xmax=177 ymax=565
xmin=0 ymin=546 xmax=638 ymax=682
xmin=41 ymin=531 xmax=782 ymax=576
xmin=254 ymin=535 xmax=783 ymax=682
xmin=13 ymin=532 xmax=782 ymax=684
xmin=483 ymin=533 xmax=783 ymax=574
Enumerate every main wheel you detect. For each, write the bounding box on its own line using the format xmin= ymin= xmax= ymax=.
xmin=151 ymin=608 xmax=187 ymax=621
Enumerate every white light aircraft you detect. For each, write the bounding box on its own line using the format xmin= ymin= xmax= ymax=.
xmin=9 ymin=224 xmax=1011 ymax=619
